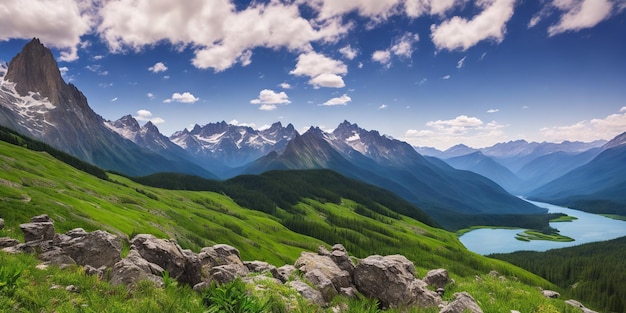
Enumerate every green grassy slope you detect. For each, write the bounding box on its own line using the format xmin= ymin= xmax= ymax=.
xmin=0 ymin=138 xmax=588 ymax=311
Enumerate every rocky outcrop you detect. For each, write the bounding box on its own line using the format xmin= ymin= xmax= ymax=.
xmin=295 ymin=250 xmax=354 ymax=302
xmin=56 ymin=228 xmax=122 ymax=268
xmin=424 ymin=268 xmax=450 ymax=289
xmin=541 ymin=290 xmax=560 ymax=299
xmin=0 ymin=217 xmax=4 ymax=230
xmin=20 ymin=214 xmax=55 ymax=243
xmin=353 ymin=254 xmax=441 ymax=309
xmin=439 ymin=292 xmax=483 ymax=313
xmin=110 ymin=250 xmax=164 ymax=287
xmin=130 ymin=234 xmax=202 ymax=287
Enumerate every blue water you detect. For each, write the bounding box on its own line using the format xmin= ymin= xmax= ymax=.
xmin=458 ymin=199 xmax=626 ymax=255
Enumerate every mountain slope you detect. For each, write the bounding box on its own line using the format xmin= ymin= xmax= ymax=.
xmin=244 ymin=122 xmax=546 ymax=230
xmin=444 ymin=151 xmax=522 ymax=192
xmin=0 ymin=39 xmax=213 ymax=178
xmin=528 ymin=132 xmax=626 ymax=215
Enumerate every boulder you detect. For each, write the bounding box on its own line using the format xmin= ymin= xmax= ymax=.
xmin=329 ymin=244 xmax=355 ymax=275
xmin=287 ymin=280 xmax=325 ymax=306
xmin=39 ymin=246 xmax=76 ymax=269
xmin=199 ymin=244 xmax=243 ymax=268
xmin=439 ymin=292 xmax=483 ymax=313
xmin=57 ymin=229 xmax=122 ymax=268
xmin=295 ymin=251 xmax=353 ymax=301
xmin=110 ymin=250 xmax=164 ymax=287
xmin=0 ymin=217 xmax=4 ymax=230
xmin=276 ymin=264 xmax=297 ymax=283
xmin=207 ymin=264 xmax=249 ymax=285
xmin=541 ymin=290 xmax=560 ymax=299
xmin=353 ymin=255 xmax=441 ymax=309
xmin=131 ymin=234 xmax=201 ymax=286
xmin=0 ymin=237 xmax=20 ymax=248
xmin=424 ymin=268 xmax=449 ymax=289
xmin=83 ymin=265 xmax=107 ymax=278
xmin=244 ymin=260 xmax=280 ymax=280
xmin=20 ymin=220 xmax=54 ymax=242
xmin=565 ymin=299 xmax=599 ymax=313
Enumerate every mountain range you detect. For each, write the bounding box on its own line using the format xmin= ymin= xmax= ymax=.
xmin=1 ymin=39 xmax=625 ymax=229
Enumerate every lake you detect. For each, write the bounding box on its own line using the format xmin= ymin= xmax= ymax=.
xmin=458 ymin=199 xmax=626 ymax=255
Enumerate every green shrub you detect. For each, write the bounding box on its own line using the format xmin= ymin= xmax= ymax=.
xmin=202 ymin=278 xmax=268 ymax=313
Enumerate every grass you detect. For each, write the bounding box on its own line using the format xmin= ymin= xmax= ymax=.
xmin=600 ymin=214 xmax=626 ymax=221
xmin=549 ymin=215 xmax=578 ymax=222
xmin=515 ymin=231 xmax=574 ymax=242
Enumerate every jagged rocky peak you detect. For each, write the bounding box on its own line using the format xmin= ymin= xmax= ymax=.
xmin=4 ymin=38 xmax=66 ymax=103
xmin=603 ymin=131 xmax=626 ymax=150
xmin=111 ymin=115 xmax=141 ymax=131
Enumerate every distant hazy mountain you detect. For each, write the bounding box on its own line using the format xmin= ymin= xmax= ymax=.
xmin=0 ymin=39 xmax=214 ymax=178
xmin=528 ymin=132 xmax=626 ymax=215
xmin=244 ymin=121 xmax=545 ymax=229
xmin=444 ymin=151 xmax=522 ymax=192
xmin=170 ymin=121 xmax=297 ymax=178
xmin=437 ymin=144 xmax=479 ymax=159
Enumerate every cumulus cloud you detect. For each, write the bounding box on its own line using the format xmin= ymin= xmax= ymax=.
xmin=372 ymin=32 xmax=419 ymax=67
xmin=0 ymin=0 xmax=94 ymax=61
xmin=163 ymin=92 xmax=199 ymax=103
xmin=378 ymin=104 xmax=389 ymax=110
xmin=403 ymin=115 xmax=507 ymax=149
xmin=430 ymin=0 xmax=515 ymax=51
xmin=290 ymin=51 xmax=347 ymax=88
xmin=279 ymin=82 xmax=292 ymax=89
xmin=228 ymin=119 xmax=256 ymax=128
xmin=322 ymin=94 xmax=351 ymax=106
xmin=148 ymin=62 xmax=168 ymax=73
xmin=111 ymin=97 xmax=118 ymax=102
xmin=250 ymin=89 xmax=290 ymax=111
xmin=59 ymin=66 xmax=69 ymax=76
xmin=404 ymin=0 xmax=462 ymax=17
xmin=339 ymin=45 xmax=358 ymax=60
xmin=547 ymin=0 xmax=614 ymax=36
xmin=487 ymin=108 xmax=499 ymax=113
xmin=134 ymin=109 xmax=165 ymax=124
xmin=442 ymin=75 xmax=451 ymax=79
xmin=539 ymin=106 xmax=626 ymax=142
xmin=146 ymin=92 xmax=154 ymax=99
xmin=310 ymin=0 xmax=400 ymax=21
xmin=98 ymin=0 xmax=350 ymax=72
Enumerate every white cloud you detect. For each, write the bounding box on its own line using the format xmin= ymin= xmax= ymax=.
xmin=442 ymin=75 xmax=451 ymax=79
xmin=372 ymin=50 xmax=392 ymax=65
xmin=547 ymin=0 xmax=614 ymax=36
xmin=279 ymin=82 xmax=292 ymax=89
xmin=310 ymin=0 xmax=400 ymax=21
xmin=339 ymin=45 xmax=358 ymax=60
xmin=405 ymin=0 xmax=463 ymax=17
xmin=111 ymin=97 xmax=118 ymax=102
xmin=403 ymin=115 xmax=507 ymax=149
xmin=164 ymin=92 xmax=199 ymax=103
xmin=456 ymin=56 xmax=467 ymax=69
xmin=0 ymin=0 xmax=94 ymax=61
xmin=98 ymin=0 xmax=350 ymax=72
xmin=290 ymin=52 xmax=347 ymax=88
xmin=430 ymin=0 xmax=515 ymax=51
xmin=372 ymin=32 xmax=419 ymax=67
xmin=487 ymin=108 xmax=499 ymax=113
xmin=148 ymin=62 xmax=168 ymax=73
xmin=378 ymin=104 xmax=388 ymax=110
xmin=250 ymin=89 xmax=290 ymax=110
xmin=228 ymin=119 xmax=256 ymax=128
xmin=59 ymin=66 xmax=69 ymax=76
xmin=539 ymin=106 xmax=626 ymax=142
xmin=146 ymin=92 xmax=154 ymax=99
xmin=322 ymin=94 xmax=351 ymax=106
xmin=85 ymin=64 xmax=100 ymax=72
xmin=134 ymin=109 xmax=165 ymax=124
xmin=92 ymin=55 xmax=104 ymax=60
xmin=528 ymin=15 xmax=542 ymax=28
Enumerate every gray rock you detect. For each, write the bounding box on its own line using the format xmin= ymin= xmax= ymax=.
xmin=20 ymin=221 xmax=54 ymax=242
xmin=30 ymin=214 xmax=53 ymax=223
xmin=57 ymin=229 xmax=122 ymax=268
xmin=131 ymin=234 xmax=201 ymax=286
xmin=208 ymin=264 xmax=249 ymax=285
xmin=0 ymin=218 xmax=4 ymax=230
xmin=424 ymin=268 xmax=450 ymax=289
xmin=110 ymin=250 xmax=164 ymax=287
xmin=83 ymin=265 xmax=107 ymax=278
xmin=39 ymin=246 xmax=76 ymax=269
xmin=542 ymin=290 xmax=560 ymax=299
xmin=276 ymin=264 xmax=297 ymax=283
xmin=295 ymin=251 xmax=353 ymax=302
xmin=0 ymin=237 xmax=20 ymax=248
xmin=329 ymin=248 xmax=355 ymax=275
xmin=565 ymin=299 xmax=599 ymax=313
xmin=439 ymin=292 xmax=483 ymax=313
xmin=318 ymin=245 xmax=331 ymax=256
xmin=353 ymin=255 xmax=441 ymax=309
xmin=305 ymin=269 xmax=338 ymax=302
xmin=199 ymin=244 xmax=243 ymax=268
xmin=288 ymin=280 xmax=325 ymax=306
xmin=244 ymin=260 xmax=280 ymax=280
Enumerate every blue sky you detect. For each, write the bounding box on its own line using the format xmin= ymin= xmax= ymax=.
xmin=1 ymin=0 xmax=625 ymax=149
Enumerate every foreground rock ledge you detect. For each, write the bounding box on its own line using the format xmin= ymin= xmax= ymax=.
xmin=2 ymin=215 xmax=483 ymax=311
